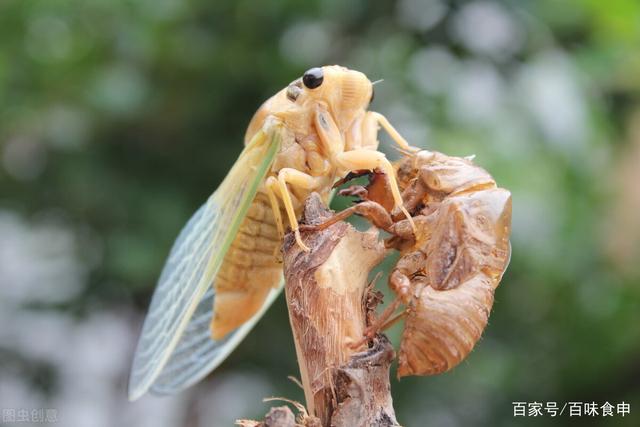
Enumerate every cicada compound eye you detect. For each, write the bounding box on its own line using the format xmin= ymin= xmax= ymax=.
xmin=302 ymin=67 xmax=324 ymax=89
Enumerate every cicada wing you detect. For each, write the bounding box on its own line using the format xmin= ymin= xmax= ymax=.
xmin=149 ymin=283 xmax=283 ymax=395
xmin=128 ymin=130 xmax=281 ymax=401
xmin=150 ymin=191 xmax=338 ymax=396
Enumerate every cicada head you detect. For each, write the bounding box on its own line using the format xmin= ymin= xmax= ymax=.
xmin=298 ymin=65 xmax=374 ymax=131
xmin=244 ymin=65 xmax=374 ymax=144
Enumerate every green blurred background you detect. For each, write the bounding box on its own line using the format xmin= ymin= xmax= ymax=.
xmin=1 ymin=0 xmax=639 ymax=426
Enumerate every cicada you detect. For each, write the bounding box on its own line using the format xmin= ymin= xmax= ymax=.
xmin=128 ymin=66 xmax=414 ymax=400
xmin=304 ymin=148 xmax=512 ymax=376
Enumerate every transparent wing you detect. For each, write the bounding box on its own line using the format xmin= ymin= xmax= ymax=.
xmin=128 ymin=129 xmax=280 ymax=401
xmin=149 ymin=191 xmax=338 ymax=396
xmin=149 ymin=284 xmax=282 ymax=395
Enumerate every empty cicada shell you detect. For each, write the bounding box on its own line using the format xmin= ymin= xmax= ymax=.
xmin=391 ymin=150 xmax=512 ymax=376
xmin=301 ymin=149 xmax=512 ymax=377
xmin=314 ymin=149 xmax=512 ymax=377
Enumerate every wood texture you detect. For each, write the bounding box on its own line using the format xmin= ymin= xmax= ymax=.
xmin=282 ymin=193 xmax=399 ymax=427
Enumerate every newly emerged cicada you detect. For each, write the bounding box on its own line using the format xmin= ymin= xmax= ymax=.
xmin=128 ymin=66 xmax=415 ymax=400
xmin=304 ymin=149 xmax=512 ymax=376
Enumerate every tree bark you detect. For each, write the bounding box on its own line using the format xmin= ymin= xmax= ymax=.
xmin=282 ymin=193 xmax=399 ymax=427
xmin=236 ymin=193 xmax=400 ymax=427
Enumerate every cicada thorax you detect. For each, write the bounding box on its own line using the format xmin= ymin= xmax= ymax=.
xmin=387 ymin=151 xmax=512 ymax=377
xmin=212 ymin=126 xmax=335 ymax=339
xmin=212 ymin=65 xmax=406 ymax=342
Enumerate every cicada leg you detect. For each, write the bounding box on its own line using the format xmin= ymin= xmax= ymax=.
xmin=314 ymin=106 xmax=417 ymax=232
xmin=363 ymin=111 xmax=419 ymax=152
xmin=265 ymin=176 xmax=286 ymax=257
xmin=299 ymin=200 xmax=394 ymax=233
xmin=350 ymin=249 xmax=427 ymax=348
xmin=379 ymin=309 xmax=407 ymax=331
xmin=275 ymin=168 xmax=325 ymax=252
xmin=335 ymin=150 xmax=416 ymax=233
xmin=349 ymin=296 xmax=406 ymax=350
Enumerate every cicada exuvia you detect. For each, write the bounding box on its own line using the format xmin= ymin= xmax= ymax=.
xmin=302 ymin=148 xmax=512 ymax=376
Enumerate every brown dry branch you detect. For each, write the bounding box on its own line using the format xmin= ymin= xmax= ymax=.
xmin=238 ymin=193 xmax=399 ymax=427
xmin=236 ymin=406 xmax=297 ymax=427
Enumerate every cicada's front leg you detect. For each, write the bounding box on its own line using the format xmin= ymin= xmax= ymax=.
xmin=360 ymin=111 xmax=415 ymax=152
xmin=315 ymin=108 xmax=416 ymax=232
xmin=267 ymin=168 xmax=326 ymax=252
xmin=265 ymin=176 xmax=285 ymax=240
xmin=336 ymin=150 xmax=417 ymax=234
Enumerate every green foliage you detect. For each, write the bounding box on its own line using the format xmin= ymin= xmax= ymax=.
xmin=1 ymin=1 xmax=638 ymax=426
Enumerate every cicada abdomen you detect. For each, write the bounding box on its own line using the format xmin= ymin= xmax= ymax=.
xmin=398 ymin=273 xmax=496 ymax=376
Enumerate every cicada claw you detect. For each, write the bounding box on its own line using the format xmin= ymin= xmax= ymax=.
xmin=294 ymin=229 xmax=311 ymax=252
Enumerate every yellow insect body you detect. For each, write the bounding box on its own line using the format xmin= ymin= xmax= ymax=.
xmin=211 ymin=66 xmax=411 ymax=338
xmin=212 ymin=193 xmax=289 ymax=339
xmin=129 ymin=65 xmax=414 ymax=398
